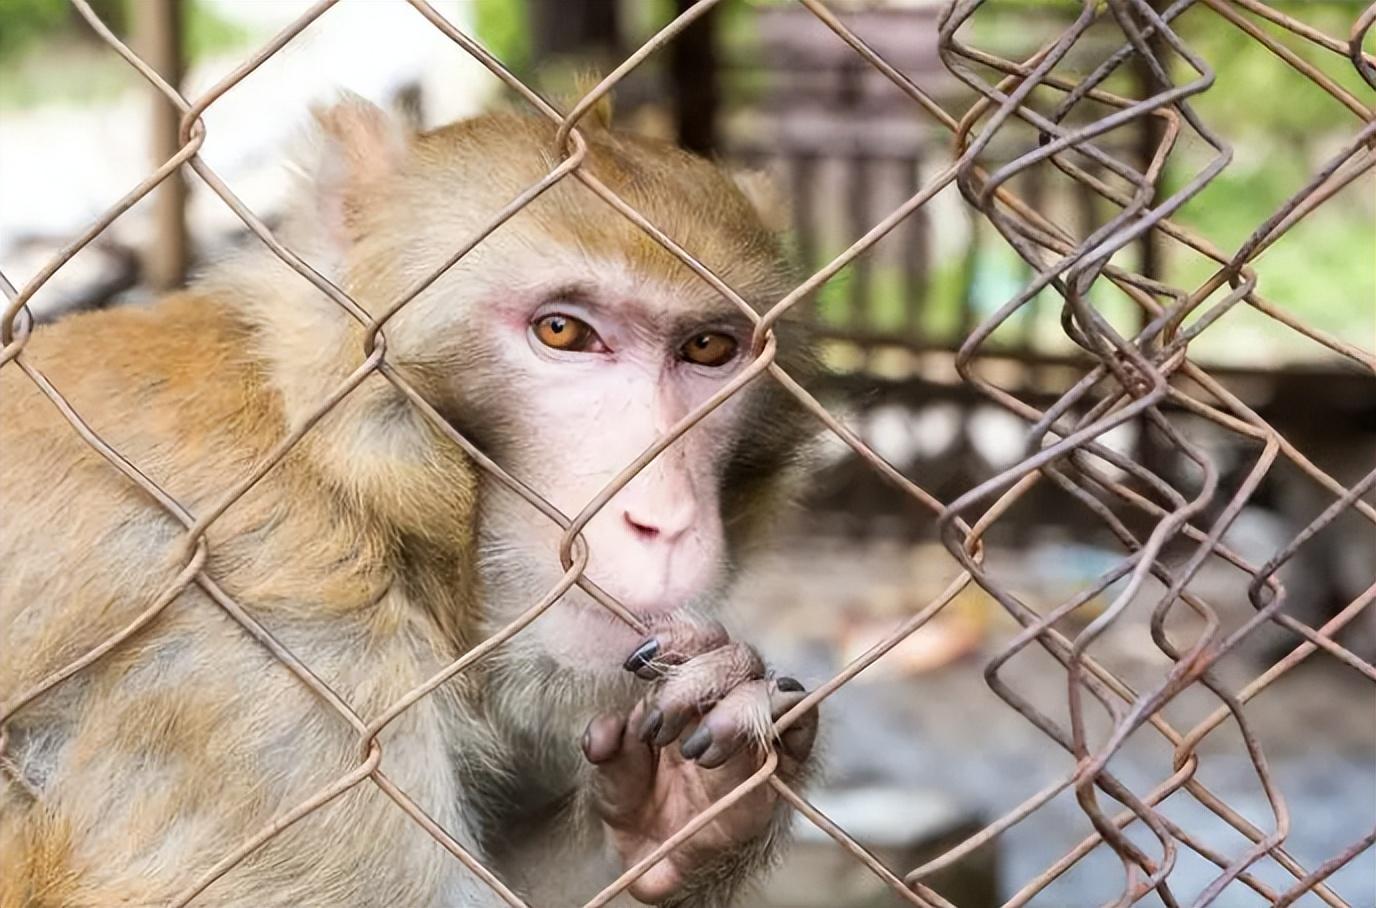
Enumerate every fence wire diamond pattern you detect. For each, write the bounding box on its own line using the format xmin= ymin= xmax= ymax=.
xmin=1 ymin=1 xmax=1374 ymax=906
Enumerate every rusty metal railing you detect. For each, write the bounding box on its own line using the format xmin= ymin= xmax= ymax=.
xmin=2 ymin=1 xmax=1374 ymax=906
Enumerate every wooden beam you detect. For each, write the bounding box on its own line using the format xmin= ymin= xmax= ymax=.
xmin=134 ymin=0 xmax=188 ymax=291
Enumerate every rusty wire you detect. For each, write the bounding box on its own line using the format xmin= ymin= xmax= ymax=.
xmin=1 ymin=0 xmax=1374 ymax=906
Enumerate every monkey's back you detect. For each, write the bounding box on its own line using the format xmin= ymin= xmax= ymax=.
xmin=1 ymin=294 xmax=277 ymax=663
xmin=0 ymin=296 xmax=478 ymax=907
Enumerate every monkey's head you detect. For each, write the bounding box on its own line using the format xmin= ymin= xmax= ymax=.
xmin=256 ymin=97 xmax=814 ymax=670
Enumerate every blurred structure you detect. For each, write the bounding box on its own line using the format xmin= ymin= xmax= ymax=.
xmin=1 ymin=1 xmax=1373 ymax=905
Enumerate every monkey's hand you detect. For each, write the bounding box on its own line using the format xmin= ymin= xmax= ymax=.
xmin=581 ymin=619 xmax=818 ymax=906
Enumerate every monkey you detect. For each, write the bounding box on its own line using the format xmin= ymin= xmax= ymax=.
xmin=0 ymin=94 xmax=820 ymax=908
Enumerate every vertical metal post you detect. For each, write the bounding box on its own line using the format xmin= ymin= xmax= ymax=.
xmin=1131 ymin=6 xmax=1166 ymax=292
xmin=902 ymin=148 xmax=930 ymax=340
xmin=668 ymin=0 xmax=719 ymax=155
xmin=790 ymin=153 xmax=820 ymax=320
xmin=848 ymin=153 xmax=871 ymax=327
xmin=1131 ymin=0 xmax=1170 ymax=480
xmin=134 ymin=0 xmax=188 ymax=291
xmin=530 ymin=0 xmax=620 ymax=61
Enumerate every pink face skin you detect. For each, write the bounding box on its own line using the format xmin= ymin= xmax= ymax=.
xmin=474 ymin=268 xmax=758 ymax=669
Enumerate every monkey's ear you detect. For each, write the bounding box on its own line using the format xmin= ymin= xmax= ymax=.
xmin=731 ymin=168 xmax=791 ymax=234
xmin=302 ymin=92 xmax=410 ymax=248
xmin=569 ymin=70 xmax=614 ymax=130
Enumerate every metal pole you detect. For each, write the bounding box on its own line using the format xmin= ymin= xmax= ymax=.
xmin=668 ymin=0 xmax=719 ymax=155
xmin=134 ymin=0 xmax=188 ymax=291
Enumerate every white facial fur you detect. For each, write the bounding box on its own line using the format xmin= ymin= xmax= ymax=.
xmin=468 ymin=256 xmax=756 ymax=669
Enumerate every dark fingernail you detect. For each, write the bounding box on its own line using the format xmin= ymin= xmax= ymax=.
xmin=653 ymin=719 xmax=680 ymax=748
xmin=623 ymin=638 xmax=660 ymax=675
xmin=680 ymin=725 xmax=712 ymax=760
xmin=638 ymin=708 xmax=664 ymax=744
xmin=776 ymin=676 xmax=805 ymax=692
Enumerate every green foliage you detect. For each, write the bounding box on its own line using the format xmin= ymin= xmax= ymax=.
xmin=1172 ymin=169 xmax=1375 ymax=363
xmin=956 ymin=0 xmax=1376 ymax=359
xmin=474 ymin=0 xmax=531 ymax=73
xmin=0 ymin=0 xmax=71 ymax=60
xmin=0 ymin=0 xmax=250 ymax=109
xmin=811 ymin=256 xmax=972 ymax=345
xmin=184 ymin=0 xmax=250 ymax=60
xmin=0 ymin=0 xmax=245 ymax=62
xmin=1162 ymin=1 xmax=1376 ymax=358
xmin=1175 ymin=1 xmax=1371 ymax=140
xmin=0 ymin=46 xmax=132 ymax=108
xmin=0 ymin=0 xmax=131 ymax=109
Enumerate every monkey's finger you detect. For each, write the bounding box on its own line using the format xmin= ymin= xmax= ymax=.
xmin=588 ymin=702 xmax=655 ymax=826
xmin=621 ymin=617 xmax=730 ymax=680
xmin=639 ymin=642 xmax=765 ymax=749
xmin=675 ymin=678 xmax=771 ymax=772
xmin=683 ymin=677 xmax=817 ymax=775
xmin=772 ymin=677 xmax=819 ymax=778
xmin=582 ymin=711 xmax=627 ymax=764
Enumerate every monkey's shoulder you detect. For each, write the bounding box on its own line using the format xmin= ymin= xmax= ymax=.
xmin=3 ymin=292 xmax=284 ymax=496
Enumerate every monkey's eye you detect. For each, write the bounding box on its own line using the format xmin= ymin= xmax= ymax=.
xmin=533 ymin=314 xmax=604 ymax=353
xmin=680 ymin=332 xmax=738 ymax=368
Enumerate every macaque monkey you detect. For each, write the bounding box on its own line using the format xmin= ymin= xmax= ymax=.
xmin=0 ymin=95 xmax=819 ymax=907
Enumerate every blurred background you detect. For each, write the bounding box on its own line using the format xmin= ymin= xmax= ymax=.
xmin=1 ymin=1 xmax=1372 ymax=905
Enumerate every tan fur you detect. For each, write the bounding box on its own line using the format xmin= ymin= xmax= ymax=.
xmin=569 ymin=72 xmax=616 ymax=130
xmin=0 ymin=104 xmax=809 ymax=906
xmin=1 ymin=294 xmax=483 ymax=906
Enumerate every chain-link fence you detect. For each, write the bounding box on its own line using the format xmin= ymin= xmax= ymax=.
xmin=2 ymin=0 xmax=1374 ymax=905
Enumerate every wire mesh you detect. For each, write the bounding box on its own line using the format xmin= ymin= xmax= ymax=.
xmin=1 ymin=1 xmax=1373 ymax=906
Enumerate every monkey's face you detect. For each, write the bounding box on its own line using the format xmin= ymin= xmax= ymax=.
xmin=465 ymin=259 xmax=766 ymax=666
xmin=337 ymin=115 xmax=807 ymax=671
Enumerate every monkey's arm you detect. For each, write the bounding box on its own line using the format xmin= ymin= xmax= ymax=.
xmin=581 ymin=620 xmax=819 ymax=907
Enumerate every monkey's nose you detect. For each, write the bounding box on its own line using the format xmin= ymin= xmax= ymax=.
xmin=624 ymin=513 xmax=660 ymax=540
xmin=622 ymin=504 xmax=693 ymax=544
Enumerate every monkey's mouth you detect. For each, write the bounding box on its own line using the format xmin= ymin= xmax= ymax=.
xmin=557 ymin=594 xmax=698 ymax=644
xmin=565 ymin=597 xmax=681 ymax=628
xmin=554 ymin=573 xmax=693 ymax=620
